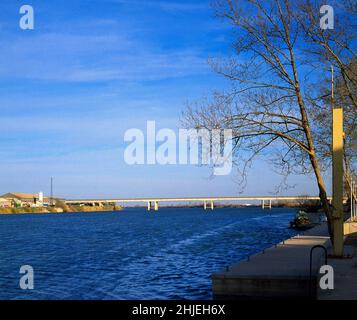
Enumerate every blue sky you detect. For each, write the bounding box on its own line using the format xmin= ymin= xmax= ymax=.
xmin=0 ymin=0 xmax=331 ymax=198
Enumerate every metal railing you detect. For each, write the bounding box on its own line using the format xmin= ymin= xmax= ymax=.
xmin=309 ymin=245 xmax=328 ymax=299
xmin=348 ymin=176 xmax=357 ymax=220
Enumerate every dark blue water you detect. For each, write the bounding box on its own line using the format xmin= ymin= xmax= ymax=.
xmin=0 ymin=207 xmax=297 ymax=299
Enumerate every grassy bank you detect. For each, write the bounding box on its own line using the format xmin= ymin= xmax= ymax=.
xmin=0 ymin=204 xmax=122 ymax=214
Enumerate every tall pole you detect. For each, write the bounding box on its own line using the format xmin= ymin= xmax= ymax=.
xmin=354 ymin=182 xmax=356 ymax=218
xmin=350 ymin=181 xmax=354 ymax=218
xmin=331 ymin=65 xmax=344 ymax=257
xmin=50 ymin=177 xmax=53 ymax=206
xmin=351 ymin=178 xmax=353 ymax=220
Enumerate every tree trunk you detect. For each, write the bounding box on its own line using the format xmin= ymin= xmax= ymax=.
xmin=309 ymin=151 xmax=334 ymax=241
xmin=296 ymin=86 xmax=334 ymax=240
xmin=286 ymin=35 xmax=334 ymax=241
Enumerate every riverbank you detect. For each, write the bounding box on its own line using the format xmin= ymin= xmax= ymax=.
xmin=212 ymin=217 xmax=357 ymax=300
xmin=212 ymin=223 xmax=331 ymax=299
xmin=0 ymin=204 xmax=122 ymax=214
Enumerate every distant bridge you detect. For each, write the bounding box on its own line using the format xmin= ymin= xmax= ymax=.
xmin=65 ymin=196 xmax=331 ymax=211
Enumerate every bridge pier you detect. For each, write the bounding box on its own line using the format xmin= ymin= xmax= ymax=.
xmin=262 ymin=200 xmax=272 ymax=209
xmin=203 ymin=201 xmax=207 ymax=210
xmin=210 ymin=200 xmax=214 ymax=210
xmin=147 ymin=201 xmax=159 ymax=211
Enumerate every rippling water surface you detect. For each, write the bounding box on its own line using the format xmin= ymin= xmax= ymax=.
xmin=0 ymin=207 xmax=297 ymax=299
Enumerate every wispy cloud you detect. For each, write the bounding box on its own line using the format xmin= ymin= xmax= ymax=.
xmin=0 ymin=0 xmax=241 ymax=197
xmin=0 ymin=32 xmax=209 ymax=82
xmin=114 ymin=0 xmax=208 ymax=12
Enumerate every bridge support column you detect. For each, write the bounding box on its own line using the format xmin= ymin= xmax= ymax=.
xmin=147 ymin=201 xmax=151 ymax=211
xmin=154 ymin=201 xmax=159 ymax=211
xmin=210 ymin=200 xmax=214 ymax=210
xmin=204 ymin=201 xmax=207 ymax=210
xmin=261 ymin=200 xmax=272 ymax=209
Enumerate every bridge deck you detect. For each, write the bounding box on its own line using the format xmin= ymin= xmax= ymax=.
xmin=65 ymin=196 xmax=330 ymax=204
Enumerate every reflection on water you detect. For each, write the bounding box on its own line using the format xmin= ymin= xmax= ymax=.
xmin=0 ymin=207 xmax=297 ymax=299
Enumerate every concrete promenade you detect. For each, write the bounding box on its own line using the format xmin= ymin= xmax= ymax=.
xmin=318 ymin=222 xmax=357 ymax=300
xmin=317 ymin=248 xmax=357 ymax=300
xmin=212 ymin=223 xmax=331 ymax=299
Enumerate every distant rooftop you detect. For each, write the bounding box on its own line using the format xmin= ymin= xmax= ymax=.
xmin=0 ymin=193 xmax=61 ymax=200
xmin=1 ymin=192 xmax=39 ymax=200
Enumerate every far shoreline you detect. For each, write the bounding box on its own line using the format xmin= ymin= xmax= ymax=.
xmin=0 ymin=203 xmax=308 ymax=215
xmin=0 ymin=204 xmax=122 ymax=215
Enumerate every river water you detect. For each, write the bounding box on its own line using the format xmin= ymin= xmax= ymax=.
xmin=0 ymin=207 xmax=297 ymax=299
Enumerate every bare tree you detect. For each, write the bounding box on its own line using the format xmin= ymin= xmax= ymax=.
xmin=296 ymin=0 xmax=356 ymax=193
xmin=182 ymin=0 xmax=355 ymax=240
xmin=296 ymin=0 xmax=357 ymax=110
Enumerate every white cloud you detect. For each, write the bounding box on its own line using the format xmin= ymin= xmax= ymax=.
xmin=0 ymin=31 xmax=209 ymax=82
